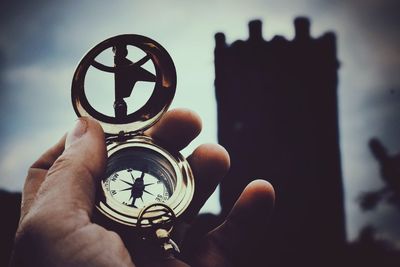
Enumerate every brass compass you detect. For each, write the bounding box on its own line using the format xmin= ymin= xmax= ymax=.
xmin=71 ymin=34 xmax=194 ymax=253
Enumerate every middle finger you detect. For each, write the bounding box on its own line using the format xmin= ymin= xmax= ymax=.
xmin=145 ymin=108 xmax=202 ymax=151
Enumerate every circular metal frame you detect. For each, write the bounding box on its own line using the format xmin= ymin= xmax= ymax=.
xmin=71 ymin=34 xmax=176 ymax=135
xmin=96 ymin=135 xmax=194 ymax=228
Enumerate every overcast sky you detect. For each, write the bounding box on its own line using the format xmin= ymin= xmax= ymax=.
xmin=1 ymin=0 xmax=399 ymax=245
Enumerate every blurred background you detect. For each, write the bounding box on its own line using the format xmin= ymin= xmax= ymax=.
xmin=1 ymin=0 xmax=399 ymax=259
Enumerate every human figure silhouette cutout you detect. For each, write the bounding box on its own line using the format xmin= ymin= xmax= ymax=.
xmin=91 ymin=44 xmax=156 ymax=119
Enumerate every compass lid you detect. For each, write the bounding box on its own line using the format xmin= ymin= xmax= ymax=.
xmin=71 ymin=34 xmax=176 ymax=135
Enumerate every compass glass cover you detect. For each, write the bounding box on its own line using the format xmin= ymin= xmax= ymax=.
xmin=103 ymin=147 xmax=176 ymax=209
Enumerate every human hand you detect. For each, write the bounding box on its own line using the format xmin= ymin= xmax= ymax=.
xmin=10 ymin=108 xmax=275 ymax=267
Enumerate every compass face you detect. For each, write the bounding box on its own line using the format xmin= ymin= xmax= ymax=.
xmin=102 ymin=146 xmax=176 ymax=210
xmin=106 ymin=168 xmax=170 ymax=209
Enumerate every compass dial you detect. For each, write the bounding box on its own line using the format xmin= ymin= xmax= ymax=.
xmin=105 ymin=168 xmax=170 ymax=209
xmin=101 ymin=145 xmax=176 ymax=210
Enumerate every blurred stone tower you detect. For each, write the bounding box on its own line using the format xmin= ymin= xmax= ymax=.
xmin=215 ymin=18 xmax=346 ymax=266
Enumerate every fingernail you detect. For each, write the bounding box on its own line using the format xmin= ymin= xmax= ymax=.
xmin=66 ymin=118 xmax=88 ymax=148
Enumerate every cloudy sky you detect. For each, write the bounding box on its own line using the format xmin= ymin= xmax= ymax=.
xmin=1 ymin=0 xmax=399 ymax=244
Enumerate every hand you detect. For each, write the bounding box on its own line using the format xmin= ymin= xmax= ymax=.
xmin=10 ymin=109 xmax=275 ymax=267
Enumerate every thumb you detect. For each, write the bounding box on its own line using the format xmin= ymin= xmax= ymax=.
xmin=32 ymin=117 xmax=106 ymax=222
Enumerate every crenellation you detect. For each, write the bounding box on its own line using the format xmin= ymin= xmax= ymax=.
xmin=214 ymin=32 xmax=226 ymax=48
xmin=248 ymin=19 xmax=263 ymax=41
xmin=294 ymin=17 xmax=311 ymax=41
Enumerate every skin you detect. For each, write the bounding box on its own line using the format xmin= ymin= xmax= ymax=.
xmin=10 ymin=108 xmax=275 ymax=267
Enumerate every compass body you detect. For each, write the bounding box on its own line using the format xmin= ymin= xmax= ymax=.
xmin=71 ymin=35 xmax=194 ymax=233
xmin=98 ymin=136 xmax=193 ymax=228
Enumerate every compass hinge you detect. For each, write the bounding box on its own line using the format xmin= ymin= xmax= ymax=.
xmin=105 ymin=131 xmax=139 ymax=144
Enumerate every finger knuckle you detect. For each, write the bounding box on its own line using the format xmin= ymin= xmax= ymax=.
xmin=46 ymin=154 xmax=74 ymax=176
xmin=46 ymin=154 xmax=94 ymax=185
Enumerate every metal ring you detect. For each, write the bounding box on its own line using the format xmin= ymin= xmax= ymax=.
xmin=71 ymin=34 xmax=176 ymax=135
xmin=137 ymin=202 xmax=177 ymax=232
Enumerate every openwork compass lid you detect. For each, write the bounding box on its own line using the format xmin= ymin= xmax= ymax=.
xmin=71 ymin=34 xmax=176 ymax=135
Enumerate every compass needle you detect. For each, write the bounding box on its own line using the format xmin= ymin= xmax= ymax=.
xmin=121 ymin=179 xmax=134 ymax=186
xmin=120 ymin=187 xmax=132 ymax=192
xmin=143 ymin=189 xmax=154 ymax=196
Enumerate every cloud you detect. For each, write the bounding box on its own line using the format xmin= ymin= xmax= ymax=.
xmin=0 ymin=1 xmax=73 ymax=68
xmin=0 ymin=127 xmax=65 ymax=191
